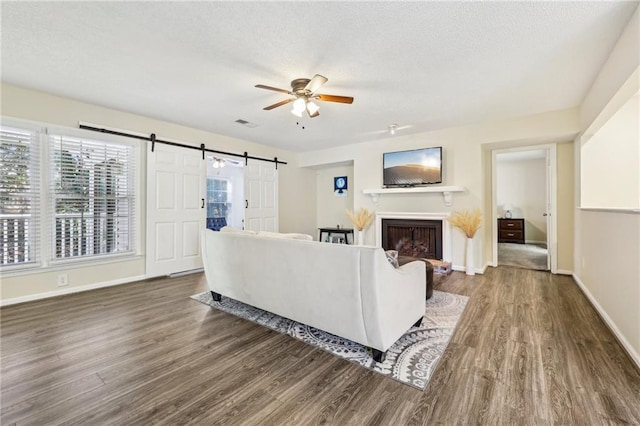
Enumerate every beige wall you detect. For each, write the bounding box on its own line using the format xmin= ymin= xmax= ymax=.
xmin=0 ymin=83 xmax=317 ymax=302
xmin=300 ymin=108 xmax=581 ymax=271
xmin=315 ymin=164 xmax=354 ymax=233
xmin=496 ymin=157 xmax=547 ymax=243
xmin=574 ymin=6 xmax=640 ymax=364
xmin=578 ymin=211 xmax=640 ymax=355
xmin=556 ymin=142 xmax=574 ymax=272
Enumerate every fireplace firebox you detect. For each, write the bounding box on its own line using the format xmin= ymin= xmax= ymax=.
xmin=381 ymin=219 xmax=442 ymax=260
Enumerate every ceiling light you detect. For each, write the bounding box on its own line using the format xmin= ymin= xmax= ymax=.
xmin=212 ymin=157 xmax=225 ymax=168
xmin=306 ymin=101 xmax=319 ymax=115
xmin=389 ymin=124 xmax=397 ymax=135
xmin=292 ymin=97 xmax=306 ymax=111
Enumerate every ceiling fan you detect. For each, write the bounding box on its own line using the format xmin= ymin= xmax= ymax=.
xmin=255 ymin=74 xmax=354 ymax=118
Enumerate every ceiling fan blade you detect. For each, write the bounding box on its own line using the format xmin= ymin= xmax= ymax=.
xmin=263 ymin=98 xmax=293 ymax=110
xmin=255 ymin=84 xmax=291 ymax=94
xmin=317 ymin=94 xmax=354 ymax=104
xmin=304 ymin=74 xmax=328 ymax=94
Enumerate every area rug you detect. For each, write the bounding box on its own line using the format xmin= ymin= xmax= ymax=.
xmin=191 ymin=290 xmax=468 ymax=390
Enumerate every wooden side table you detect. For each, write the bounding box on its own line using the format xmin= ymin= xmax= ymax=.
xmin=498 ymin=218 xmax=525 ymax=244
xmin=318 ymin=227 xmax=354 ymax=244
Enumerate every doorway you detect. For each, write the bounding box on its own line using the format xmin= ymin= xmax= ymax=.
xmin=206 ymin=156 xmax=244 ymax=229
xmin=146 ymin=148 xmax=279 ymax=278
xmin=492 ymin=146 xmax=557 ymax=272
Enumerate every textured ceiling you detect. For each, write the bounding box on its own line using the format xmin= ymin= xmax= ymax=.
xmin=1 ymin=1 xmax=637 ymax=152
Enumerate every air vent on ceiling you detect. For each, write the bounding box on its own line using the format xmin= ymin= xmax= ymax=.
xmin=235 ymin=119 xmax=258 ymax=128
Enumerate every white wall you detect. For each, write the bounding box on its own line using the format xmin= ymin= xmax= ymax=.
xmin=315 ymin=163 xmax=354 ymax=233
xmin=496 ymin=156 xmax=547 ymax=243
xmin=581 ymin=93 xmax=639 ymax=209
xmin=575 ymin=6 xmax=640 ymax=365
xmin=0 ymin=83 xmax=317 ymax=302
xmin=300 ymin=108 xmax=581 ymax=272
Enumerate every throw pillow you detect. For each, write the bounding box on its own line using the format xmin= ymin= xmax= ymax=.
xmin=385 ymin=250 xmax=399 ymax=268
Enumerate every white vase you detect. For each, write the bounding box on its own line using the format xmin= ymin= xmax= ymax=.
xmin=357 ymin=230 xmax=364 ymax=245
xmin=466 ymin=237 xmax=475 ymax=276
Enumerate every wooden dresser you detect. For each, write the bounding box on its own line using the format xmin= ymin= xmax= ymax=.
xmin=498 ymin=218 xmax=525 ymax=244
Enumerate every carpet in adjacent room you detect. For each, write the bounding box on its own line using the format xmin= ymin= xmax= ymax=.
xmin=191 ymin=290 xmax=468 ymax=390
xmin=498 ymin=242 xmax=548 ymax=270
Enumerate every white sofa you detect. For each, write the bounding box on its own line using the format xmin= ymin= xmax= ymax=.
xmin=201 ymin=228 xmax=426 ymax=361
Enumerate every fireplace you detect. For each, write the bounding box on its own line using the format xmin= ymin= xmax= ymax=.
xmin=382 ymin=219 xmax=442 ymax=260
xmin=375 ymin=212 xmax=452 ymax=262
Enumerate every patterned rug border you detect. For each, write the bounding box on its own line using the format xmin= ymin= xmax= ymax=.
xmin=191 ymin=290 xmax=468 ymax=390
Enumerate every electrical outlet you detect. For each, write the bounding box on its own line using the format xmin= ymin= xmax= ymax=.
xmin=57 ymin=274 xmax=69 ymax=287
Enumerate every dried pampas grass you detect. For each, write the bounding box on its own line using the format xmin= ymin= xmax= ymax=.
xmin=448 ymin=208 xmax=482 ymax=238
xmin=346 ymin=208 xmax=375 ymax=231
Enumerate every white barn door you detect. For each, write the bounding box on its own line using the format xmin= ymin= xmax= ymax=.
xmin=244 ymin=162 xmax=278 ymax=232
xmin=146 ymin=144 xmax=205 ymax=277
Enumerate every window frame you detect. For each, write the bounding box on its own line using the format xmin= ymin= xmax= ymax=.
xmin=206 ymin=176 xmax=232 ymax=224
xmin=0 ymin=122 xmax=42 ymax=270
xmin=0 ymin=118 xmax=142 ymax=276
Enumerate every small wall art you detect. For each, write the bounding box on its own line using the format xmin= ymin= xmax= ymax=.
xmin=334 ymin=176 xmax=348 ymax=197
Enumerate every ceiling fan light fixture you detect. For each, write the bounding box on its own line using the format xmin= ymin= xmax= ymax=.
xmin=212 ymin=157 xmax=225 ymax=168
xmin=306 ymin=101 xmax=319 ymax=115
xmin=292 ymin=97 xmax=306 ymax=111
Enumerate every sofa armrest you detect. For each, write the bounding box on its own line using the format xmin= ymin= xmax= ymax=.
xmin=359 ymin=249 xmax=426 ymax=351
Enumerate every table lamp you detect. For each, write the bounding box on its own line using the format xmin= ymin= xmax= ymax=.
xmin=504 ymin=204 xmax=513 ymax=219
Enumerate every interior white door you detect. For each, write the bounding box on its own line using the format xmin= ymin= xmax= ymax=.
xmin=146 ymin=144 xmax=205 ymax=277
xmin=243 ymin=161 xmax=278 ymax=232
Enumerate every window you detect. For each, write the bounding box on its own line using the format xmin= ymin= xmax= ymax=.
xmin=49 ymin=134 xmax=135 ymax=260
xmin=0 ymin=126 xmax=39 ymax=266
xmin=206 ymin=178 xmax=231 ymax=223
xmin=0 ymin=121 xmax=137 ymax=270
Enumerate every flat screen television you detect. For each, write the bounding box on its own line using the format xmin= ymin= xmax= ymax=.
xmin=383 ymin=146 xmax=442 ymax=187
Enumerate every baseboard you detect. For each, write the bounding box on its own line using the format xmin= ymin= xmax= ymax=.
xmin=525 ymin=239 xmax=546 ymax=245
xmin=555 ymin=269 xmax=573 ymax=275
xmin=572 ymin=273 xmax=640 ymax=370
xmin=0 ymin=274 xmax=147 ymax=307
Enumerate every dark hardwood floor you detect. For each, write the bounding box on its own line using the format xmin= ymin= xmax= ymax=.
xmin=2 ymin=267 xmax=639 ymax=425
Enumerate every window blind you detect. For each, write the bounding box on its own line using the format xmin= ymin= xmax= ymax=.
xmin=49 ymin=134 xmax=135 ymax=260
xmin=0 ymin=125 xmax=40 ymax=267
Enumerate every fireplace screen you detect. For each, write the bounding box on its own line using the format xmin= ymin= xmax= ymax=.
xmin=382 ymin=219 xmax=443 ymax=260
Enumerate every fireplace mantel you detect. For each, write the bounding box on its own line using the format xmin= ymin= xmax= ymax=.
xmin=363 ymin=186 xmax=465 ymax=207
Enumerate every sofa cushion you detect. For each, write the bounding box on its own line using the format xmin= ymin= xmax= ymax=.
xmin=257 ymin=231 xmax=313 ymax=241
xmin=220 ymin=226 xmax=257 ymax=236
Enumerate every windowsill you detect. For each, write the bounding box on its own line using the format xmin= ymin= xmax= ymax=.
xmin=0 ymin=253 xmax=143 ymax=278
xmin=579 ymin=207 xmax=640 ymax=214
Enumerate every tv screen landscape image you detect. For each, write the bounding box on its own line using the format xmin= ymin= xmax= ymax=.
xmin=383 ymin=147 xmax=442 ymax=187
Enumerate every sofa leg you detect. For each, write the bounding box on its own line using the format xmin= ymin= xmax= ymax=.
xmin=371 ymin=348 xmax=386 ymax=363
xmin=413 ymin=317 xmax=423 ymax=327
xmin=211 ymin=291 xmax=221 ymax=302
